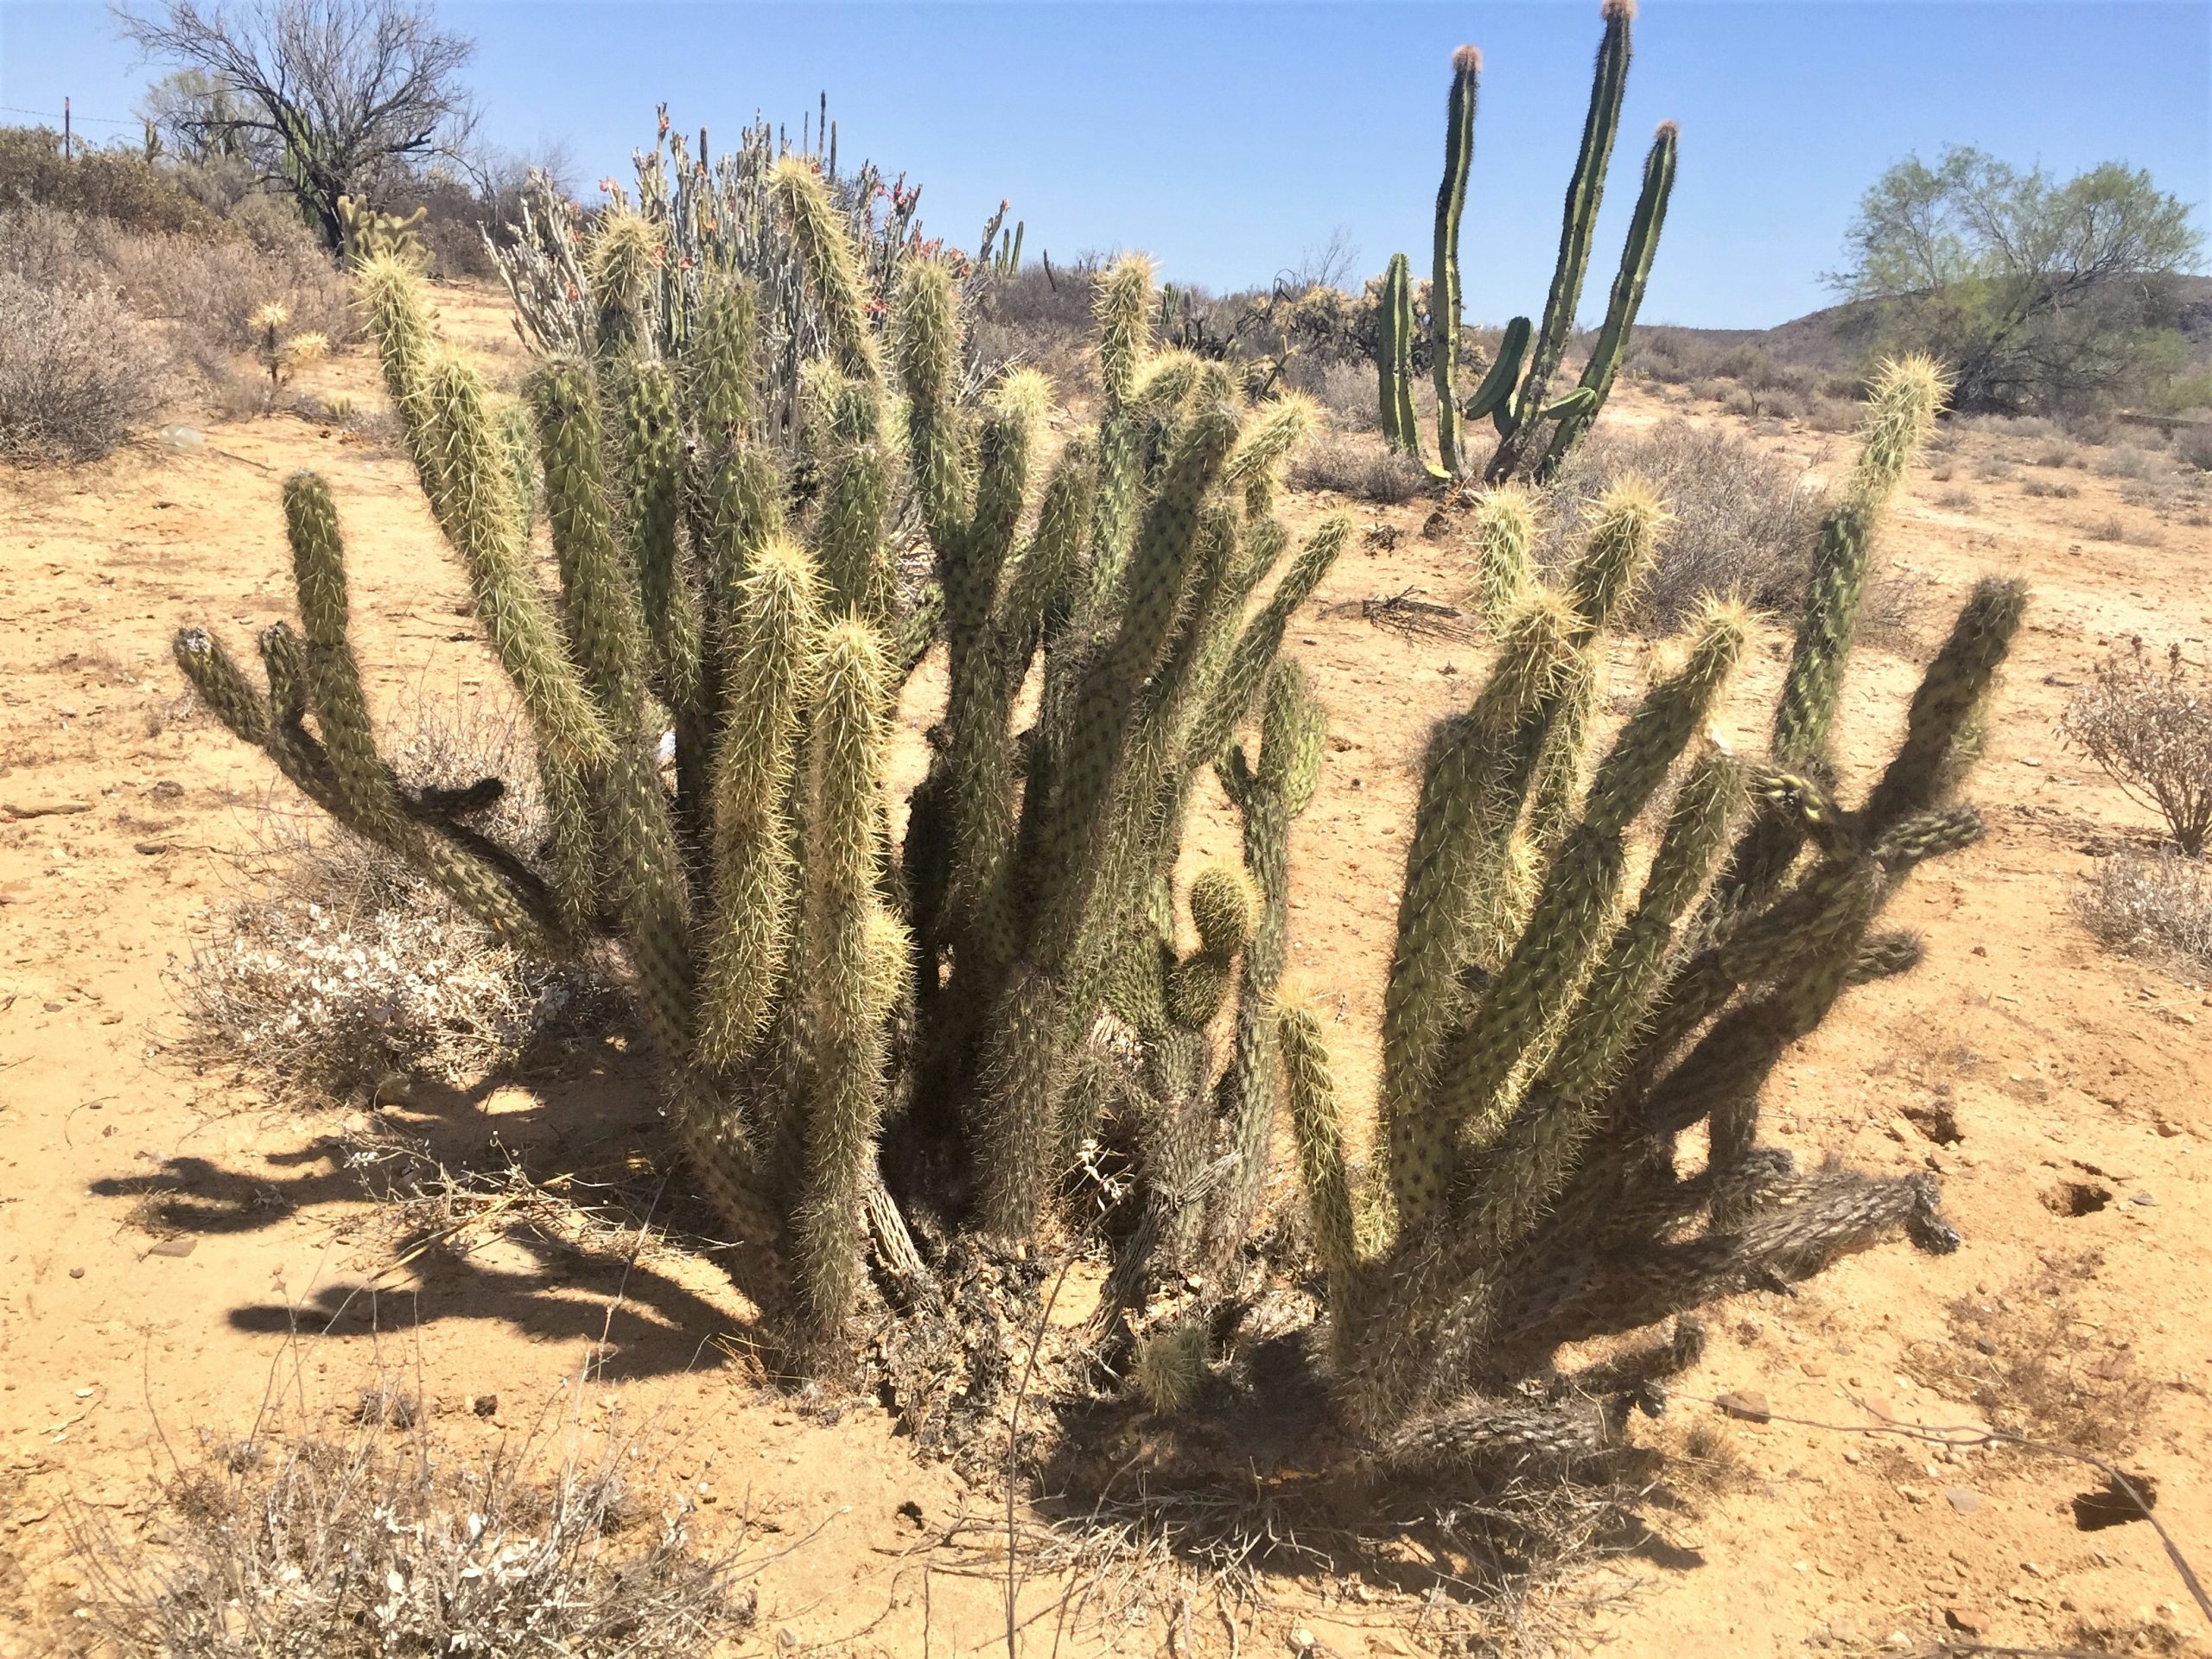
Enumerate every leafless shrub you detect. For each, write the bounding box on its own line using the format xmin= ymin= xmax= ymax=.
xmin=0 ymin=270 xmax=168 ymax=461
xmin=1935 ymin=486 xmax=1976 ymax=511
xmin=968 ymin=261 xmax=1100 ymax=399
xmin=2083 ymin=512 xmax=2127 ymax=542
xmin=1290 ymin=355 xmax=1382 ymax=432
xmin=2096 ymin=442 xmax=2164 ymax=480
xmin=97 ymin=217 xmax=356 ymax=368
xmin=1541 ymin=418 xmax=1821 ymax=632
xmin=1973 ymin=454 xmax=2016 ymax=481
xmin=2022 ymin=475 xmax=2081 ymax=499
xmin=175 ymin=696 xmax=620 ymax=1098
xmin=2174 ymin=424 xmax=2212 ymax=473
xmin=1287 ymin=428 xmax=1427 ymax=504
xmin=2063 ymin=639 xmax=2212 ymax=854
xmin=2075 ymin=851 xmax=2212 ymax=974
xmin=73 ymin=1399 xmax=756 ymax=1657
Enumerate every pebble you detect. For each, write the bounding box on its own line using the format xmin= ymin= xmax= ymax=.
xmin=2131 ymin=1191 xmax=2155 ymax=1206
xmin=67 ymin=1267 xmax=84 ymax=1280
xmin=1716 ymin=1389 xmax=1771 ymax=1423
xmin=1945 ymin=1486 xmax=1983 ymax=1515
xmin=1946 ymin=1605 xmax=1993 ymax=1636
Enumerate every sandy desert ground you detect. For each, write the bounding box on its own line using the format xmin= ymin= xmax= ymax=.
xmin=2 ymin=282 xmax=2208 ymax=1656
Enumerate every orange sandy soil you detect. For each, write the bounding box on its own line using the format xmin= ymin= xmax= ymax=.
xmin=3 ymin=281 xmax=2208 ymax=1656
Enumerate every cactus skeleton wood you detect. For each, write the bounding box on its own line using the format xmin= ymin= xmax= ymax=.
xmin=175 ymin=105 xmax=2009 ymax=1489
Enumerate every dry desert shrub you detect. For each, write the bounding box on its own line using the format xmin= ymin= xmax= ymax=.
xmin=1288 ymin=426 xmax=1429 ymax=503
xmin=72 ymin=1404 xmax=753 ymax=1657
xmin=2175 ymin=424 xmax=2212 ymax=473
xmin=2062 ymin=638 xmax=2212 ymax=854
xmin=0 ymin=269 xmax=168 ymax=461
xmin=1539 ymin=418 xmax=1821 ymax=631
xmin=1904 ymin=1255 xmax=2154 ymax=1455
xmin=175 ymin=698 xmax=619 ymax=1097
xmin=2075 ymin=851 xmax=2212 ymax=975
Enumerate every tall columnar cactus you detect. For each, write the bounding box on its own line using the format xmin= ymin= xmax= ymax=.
xmin=174 ymin=77 xmax=2013 ymax=1496
xmin=1376 ymin=0 xmax=1679 ymax=483
xmin=1429 ymin=45 xmax=1481 ymax=477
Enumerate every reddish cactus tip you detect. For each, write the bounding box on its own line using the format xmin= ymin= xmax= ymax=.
xmin=1656 ymin=118 xmax=1681 ymax=140
xmin=1601 ymin=0 xmax=1637 ymax=21
xmin=1452 ymin=43 xmax=1483 ymax=73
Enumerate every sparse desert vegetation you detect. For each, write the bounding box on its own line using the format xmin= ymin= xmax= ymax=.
xmin=3 ymin=0 xmax=2210 ymax=1655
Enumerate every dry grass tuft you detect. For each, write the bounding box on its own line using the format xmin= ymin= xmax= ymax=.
xmin=1539 ymin=418 xmax=1821 ymax=632
xmin=0 ymin=269 xmax=167 ymax=461
xmin=1904 ymin=1255 xmax=2154 ymax=1456
xmin=1287 ymin=428 xmax=1429 ymax=504
xmin=2075 ymin=851 xmax=2212 ymax=975
xmin=174 ymin=697 xmax=620 ymax=1100
xmin=72 ymin=1400 xmax=758 ymax=1656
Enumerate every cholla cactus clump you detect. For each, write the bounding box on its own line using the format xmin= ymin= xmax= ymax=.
xmin=250 ymin=302 xmax=330 ymax=399
xmin=172 ymin=68 xmax=2018 ymax=1503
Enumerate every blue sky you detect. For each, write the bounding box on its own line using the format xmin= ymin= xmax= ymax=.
xmin=4 ymin=1 xmax=2206 ymax=327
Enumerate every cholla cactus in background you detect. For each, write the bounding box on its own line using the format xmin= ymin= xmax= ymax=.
xmin=1378 ymin=0 xmax=1681 ymax=485
xmin=174 ymin=67 xmax=2016 ymax=1497
xmin=488 ymin=98 xmax=995 ymax=438
xmin=249 ymin=302 xmax=329 ymax=401
xmin=334 ymin=195 xmax=430 ymax=273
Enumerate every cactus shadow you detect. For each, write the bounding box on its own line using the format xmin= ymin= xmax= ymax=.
xmin=90 ymin=1047 xmax=772 ymax=1380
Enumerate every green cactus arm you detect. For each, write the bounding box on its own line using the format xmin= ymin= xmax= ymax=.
xmin=1707 ymin=357 xmax=1949 ymax=917
xmin=1377 ymin=590 xmax=1578 ymax=1230
xmin=1859 ymin=576 xmax=2028 ymax=830
xmin=1224 ymin=391 xmax=1317 ymax=518
xmin=622 ymin=364 xmax=702 ymax=700
xmin=810 ymin=375 xmax=896 ymax=626
xmin=892 ymin=256 xmax=974 ymax=575
xmin=793 ymin=618 xmax=904 ymax=1334
xmin=1189 ymin=514 xmax=1350 ymax=767
xmin=772 ymin=156 xmax=879 ymax=383
xmin=681 ymin=271 xmax=759 ymax=445
xmin=1537 ymin=120 xmax=1678 ymax=480
xmin=1276 ymin=990 xmax=1362 ymax=1309
xmin=1430 ymin=45 xmax=1481 ymax=474
xmin=698 ymin=538 xmax=823 ymax=1073
xmin=1464 ymin=317 xmax=1532 ymax=423
xmin=1541 ymin=744 xmax=1745 ymax=1107
xmin=529 ymin=361 xmax=651 ymax=724
xmin=1095 ymin=252 xmax=1155 ymax=416
xmin=283 ymin=472 xmax=402 ymax=837
xmin=1469 ymin=485 xmax=1539 ymax=629
xmin=1213 ymin=660 xmax=1328 ymax=1248
xmin=1433 ymin=606 xmax=1748 ymax=1152
xmin=1376 ymin=254 xmax=1408 ymax=448
xmin=423 ymin=354 xmax=615 ymax=769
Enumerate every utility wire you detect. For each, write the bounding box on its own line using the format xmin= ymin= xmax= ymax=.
xmin=0 ymin=103 xmax=140 ymax=128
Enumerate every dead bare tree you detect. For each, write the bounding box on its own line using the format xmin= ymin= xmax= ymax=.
xmin=115 ymin=0 xmax=479 ymax=251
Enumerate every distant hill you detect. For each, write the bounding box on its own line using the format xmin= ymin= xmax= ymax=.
xmin=1650 ymin=275 xmax=2212 ymax=371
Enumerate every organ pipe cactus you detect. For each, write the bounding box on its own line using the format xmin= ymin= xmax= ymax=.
xmin=1378 ymin=0 xmax=1679 ymax=483
xmin=172 ymin=75 xmax=2012 ymax=1495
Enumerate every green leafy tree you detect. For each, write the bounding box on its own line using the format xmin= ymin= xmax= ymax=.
xmin=1832 ymin=146 xmax=2202 ymax=415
